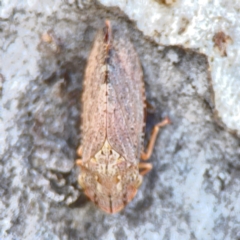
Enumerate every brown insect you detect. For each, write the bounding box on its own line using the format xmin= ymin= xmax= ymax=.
xmin=212 ymin=31 xmax=232 ymax=57
xmin=76 ymin=20 xmax=170 ymax=213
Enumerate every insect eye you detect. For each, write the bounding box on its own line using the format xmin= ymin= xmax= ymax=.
xmin=116 ymin=175 xmax=121 ymax=183
xmin=136 ymin=176 xmax=143 ymax=188
xmin=78 ymin=175 xmax=85 ymax=188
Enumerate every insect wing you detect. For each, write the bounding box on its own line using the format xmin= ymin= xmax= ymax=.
xmin=106 ymin=29 xmax=145 ymax=162
xmin=81 ymin=31 xmax=107 ymax=162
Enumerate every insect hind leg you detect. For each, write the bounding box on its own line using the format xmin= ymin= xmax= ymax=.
xmin=141 ymin=117 xmax=170 ymax=161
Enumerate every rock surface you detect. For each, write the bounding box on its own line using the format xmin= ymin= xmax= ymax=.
xmin=0 ymin=1 xmax=240 ymax=240
xmin=99 ymin=0 xmax=240 ymax=136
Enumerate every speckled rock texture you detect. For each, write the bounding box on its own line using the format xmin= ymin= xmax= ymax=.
xmin=0 ymin=1 xmax=240 ymax=240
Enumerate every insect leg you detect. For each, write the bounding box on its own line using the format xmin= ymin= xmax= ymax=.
xmin=145 ymin=101 xmax=155 ymax=113
xmin=141 ymin=117 xmax=170 ymax=161
xmin=139 ymin=163 xmax=152 ymax=176
xmin=76 ymin=145 xmax=83 ymax=166
xmin=76 ymin=145 xmax=82 ymax=157
xmin=76 ymin=159 xmax=83 ymax=166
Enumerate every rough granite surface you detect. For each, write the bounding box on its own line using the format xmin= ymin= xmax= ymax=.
xmin=0 ymin=1 xmax=240 ymax=240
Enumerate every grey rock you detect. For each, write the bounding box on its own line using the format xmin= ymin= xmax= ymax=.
xmin=0 ymin=1 xmax=239 ymax=240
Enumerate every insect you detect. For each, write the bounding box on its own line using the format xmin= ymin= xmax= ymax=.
xmin=212 ymin=31 xmax=232 ymax=57
xmin=76 ymin=20 xmax=170 ymax=213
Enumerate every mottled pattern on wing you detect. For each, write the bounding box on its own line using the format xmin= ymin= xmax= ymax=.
xmin=107 ymin=32 xmax=145 ymax=163
xmin=81 ymin=31 xmax=107 ymax=162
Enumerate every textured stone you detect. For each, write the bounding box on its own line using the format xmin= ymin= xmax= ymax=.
xmin=0 ymin=1 xmax=239 ymax=240
xmin=99 ymin=0 xmax=240 ymax=136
